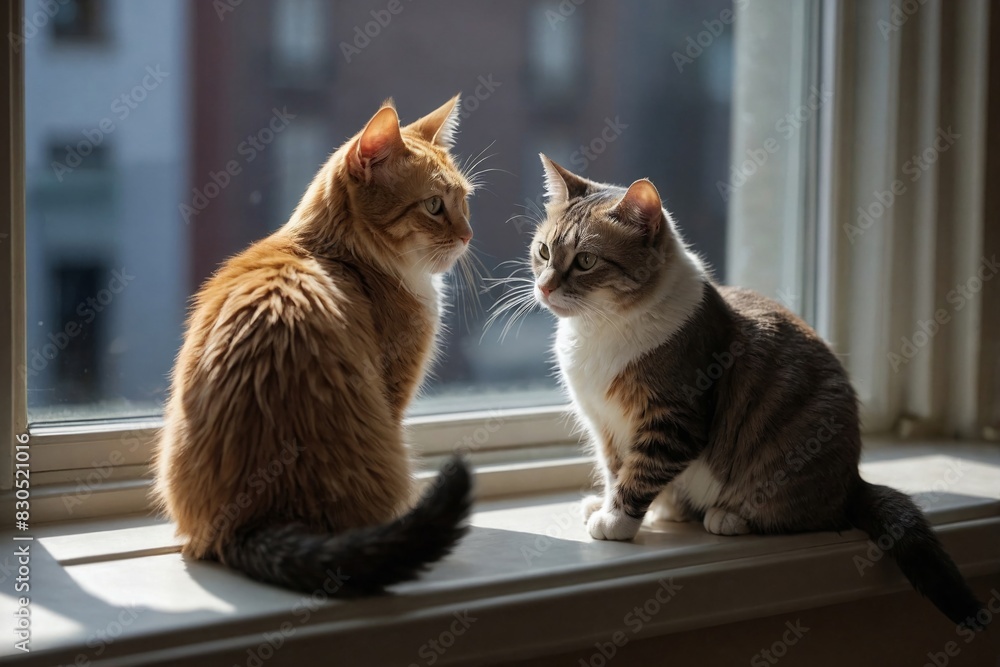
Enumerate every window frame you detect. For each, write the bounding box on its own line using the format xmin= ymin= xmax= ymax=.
xmin=3 ymin=0 xmax=997 ymax=523
xmin=2 ymin=0 xmax=28 ymax=494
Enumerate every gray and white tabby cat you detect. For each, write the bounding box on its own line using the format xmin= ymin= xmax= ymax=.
xmin=523 ymin=154 xmax=984 ymax=628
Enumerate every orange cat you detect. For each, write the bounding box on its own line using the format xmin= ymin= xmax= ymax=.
xmin=153 ymin=97 xmax=475 ymax=594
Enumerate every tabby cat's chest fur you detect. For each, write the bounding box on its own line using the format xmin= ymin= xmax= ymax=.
xmin=556 ymin=273 xmax=709 ymax=469
xmin=556 ymin=318 xmax=643 ymax=463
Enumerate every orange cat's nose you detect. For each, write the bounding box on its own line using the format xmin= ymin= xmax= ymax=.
xmin=459 ymin=230 xmax=473 ymax=245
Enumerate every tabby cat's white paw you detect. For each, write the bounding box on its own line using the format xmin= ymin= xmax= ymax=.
xmin=581 ymin=495 xmax=604 ymax=522
xmin=703 ymin=507 xmax=750 ymax=535
xmin=587 ymin=508 xmax=642 ymax=541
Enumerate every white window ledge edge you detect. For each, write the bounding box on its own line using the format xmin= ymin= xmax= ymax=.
xmin=23 ymin=405 xmax=578 ymax=473
xmin=7 ymin=452 xmax=595 ymax=525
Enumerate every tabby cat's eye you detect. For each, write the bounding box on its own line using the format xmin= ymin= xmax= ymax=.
xmin=538 ymin=243 xmax=551 ymax=261
xmin=424 ymin=196 xmax=444 ymax=216
xmin=575 ymin=252 xmax=597 ymax=270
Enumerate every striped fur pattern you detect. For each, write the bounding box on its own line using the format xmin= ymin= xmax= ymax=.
xmin=530 ymin=156 xmax=985 ymax=628
xmin=152 ymin=97 xmax=475 ymax=594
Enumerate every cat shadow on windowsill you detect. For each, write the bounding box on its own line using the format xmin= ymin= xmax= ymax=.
xmin=6 ymin=540 xmax=226 ymax=663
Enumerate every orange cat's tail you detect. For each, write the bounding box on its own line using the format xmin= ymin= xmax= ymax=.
xmin=220 ymin=457 xmax=473 ymax=595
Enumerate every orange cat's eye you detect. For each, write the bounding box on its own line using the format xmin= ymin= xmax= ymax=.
xmin=424 ymin=196 xmax=444 ymax=216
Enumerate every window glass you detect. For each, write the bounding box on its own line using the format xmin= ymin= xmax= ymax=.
xmin=24 ymin=0 xmax=734 ymax=422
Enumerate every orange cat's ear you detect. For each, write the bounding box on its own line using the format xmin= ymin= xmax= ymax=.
xmin=540 ymin=154 xmax=589 ymax=204
xmin=406 ymin=94 xmax=461 ymax=149
xmin=350 ymin=104 xmax=405 ymax=183
xmin=613 ymin=179 xmax=663 ymax=237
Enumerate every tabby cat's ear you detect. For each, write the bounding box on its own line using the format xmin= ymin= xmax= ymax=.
xmin=539 ymin=154 xmax=590 ymax=204
xmin=613 ymin=179 xmax=663 ymax=237
xmin=350 ymin=104 xmax=405 ymax=183
xmin=406 ymin=94 xmax=462 ymax=149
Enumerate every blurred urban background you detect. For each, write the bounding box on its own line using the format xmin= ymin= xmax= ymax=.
xmin=24 ymin=0 xmax=733 ymax=421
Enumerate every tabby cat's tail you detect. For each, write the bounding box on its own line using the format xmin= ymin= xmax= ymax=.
xmin=220 ymin=456 xmax=472 ymax=595
xmin=846 ymin=479 xmax=985 ymax=628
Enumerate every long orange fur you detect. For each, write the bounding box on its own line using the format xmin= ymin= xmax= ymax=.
xmin=153 ymin=96 xmax=473 ymax=563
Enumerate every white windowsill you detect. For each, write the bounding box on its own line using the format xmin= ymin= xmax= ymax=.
xmin=2 ymin=441 xmax=999 ymax=666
